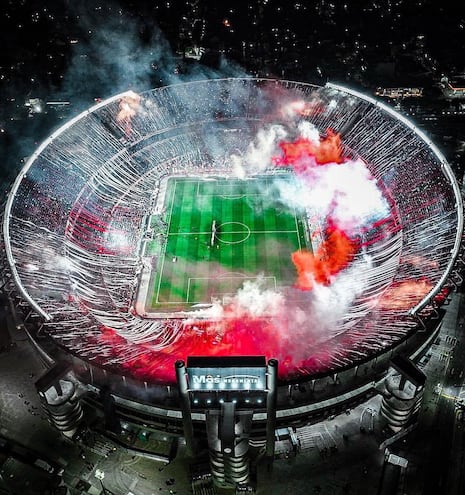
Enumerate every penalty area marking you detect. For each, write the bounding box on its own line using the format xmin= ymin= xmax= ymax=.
xmin=195 ymin=179 xmax=264 ymax=200
xmin=218 ymin=194 xmax=246 ymax=200
xmin=186 ymin=275 xmax=278 ymax=304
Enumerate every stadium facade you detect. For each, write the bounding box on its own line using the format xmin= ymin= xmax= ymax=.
xmin=1 ymin=78 xmax=464 ymax=489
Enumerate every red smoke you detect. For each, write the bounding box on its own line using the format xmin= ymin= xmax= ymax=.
xmin=274 ymin=128 xmax=343 ymax=167
xmin=273 ymin=129 xmax=361 ymax=290
xmin=283 ymin=99 xmax=325 ymax=118
xmin=116 ymin=90 xmax=141 ymax=136
xmin=378 ymin=279 xmax=434 ymax=310
xmin=291 ymin=226 xmax=359 ymax=290
xmin=122 ymin=316 xmax=295 ymax=382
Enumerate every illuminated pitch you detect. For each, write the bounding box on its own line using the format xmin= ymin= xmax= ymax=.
xmin=136 ymin=175 xmax=308 ymax=315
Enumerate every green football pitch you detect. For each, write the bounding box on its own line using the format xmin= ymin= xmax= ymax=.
xmin=143 ymin=175 xmax=309 ymax=312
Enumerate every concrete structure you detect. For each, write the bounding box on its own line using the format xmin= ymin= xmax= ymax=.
xmin=380 ymin=355 xmax=426 ymax=432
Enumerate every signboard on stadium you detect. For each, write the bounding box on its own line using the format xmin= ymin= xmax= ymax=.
xmin=186 ymin=356 xmax=267 ymax=392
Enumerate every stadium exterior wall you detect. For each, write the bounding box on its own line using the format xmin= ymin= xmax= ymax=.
xmin=20 ymin=307 xmax=444 ymax=438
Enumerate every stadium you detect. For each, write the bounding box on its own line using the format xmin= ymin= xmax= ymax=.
xmin=2 ymin=77 xmax=464 ymax=441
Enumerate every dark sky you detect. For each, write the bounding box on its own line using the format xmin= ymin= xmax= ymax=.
xmin=2 ymin=1 xmax=465 ymax=96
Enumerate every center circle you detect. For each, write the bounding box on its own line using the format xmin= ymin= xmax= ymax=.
xmin=216 ymin=222 xmax=251 ymax=245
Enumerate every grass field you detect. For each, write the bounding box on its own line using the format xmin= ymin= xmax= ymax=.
xmin=144 ymin=175 xmax=309 ymax=312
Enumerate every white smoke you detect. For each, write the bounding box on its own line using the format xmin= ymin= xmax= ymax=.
xmin=276 ymin=157 xmax=389 ymax=235
xmin=231 ymin=125 xmax=287 ymax=178
xmin=58 ymin=3 xmax=248 ymax=111
xmin=183 ymin=275 xmax=285 ymax=326
xmin=264 ymin=252 xmax=377 ymax=359
xmin=225 ymin=277 xmax=285 ymax=318
xmin=297 ymin=120 xmax=320 ymax=142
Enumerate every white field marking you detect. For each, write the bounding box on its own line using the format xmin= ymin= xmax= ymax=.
xmin=150 ymin=177 xmax=305 ymax=306
xmin=186 ymin=275 xmax=278 ymax=304
xmin=154 ymin=179 xmax=179 ymax=303
xmin=167 ymin=230 xmax=299 ymax=236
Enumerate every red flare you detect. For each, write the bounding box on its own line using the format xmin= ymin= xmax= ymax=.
xmin=122 ymin=316 xmax=288 ymax=382
xmin=99 ymin=326 xmax=127 ymax=345
xmin=274 ymin=128 xmax=343 ymax=167
xmin=284 ymin=100 xmax=325 ymax=117
xmin=292 ymin=227 xmax=359 ymax=290
xmin=378 ymin=279 xmax=434 ymax=310
xmin=434 ymin=286 xmax=451 ymax=306
xmin=116 ymin=91 xmax=141 ymax=136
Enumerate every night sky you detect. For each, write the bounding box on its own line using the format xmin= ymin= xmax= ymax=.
xmin=1 ymin=0 xmax=465 ymax=189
